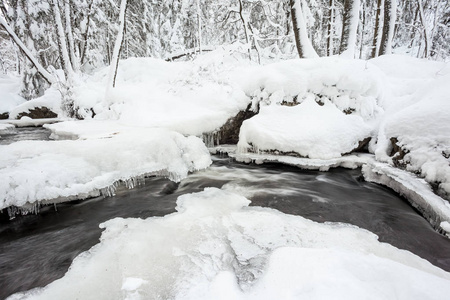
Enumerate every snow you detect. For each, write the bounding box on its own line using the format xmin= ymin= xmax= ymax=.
xmin=73 ymin=56 xmax=249 ymax=136
xmin=8 ymin=87 xmax=63 ymax=119
xmin=8 ymin=188 xmax=450 ymax=300
xmin=0 ymin=127 xmax=211 ymax=211
xmin=238 ymin=97 xmax=372 ymax=159
xmin=0 ymin=74 xmax=26 ymax=114
xmin=0 ymin=123 xmax=15 ymax=133
xmin=371 ymin=55 xmax=450 ymax=197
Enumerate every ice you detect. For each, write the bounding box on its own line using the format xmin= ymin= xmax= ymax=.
xmin=0 ymin=127 xmax=211 ymax=211
xmin=8 ymin=188 xmax=450 ymax=300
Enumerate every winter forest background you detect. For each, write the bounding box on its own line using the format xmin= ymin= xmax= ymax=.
xmin=0 ymin=0 xmax=449 ymax=105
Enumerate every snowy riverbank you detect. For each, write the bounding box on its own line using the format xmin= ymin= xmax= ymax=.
xmin=1 ymin=51 xmax=449 ymax=229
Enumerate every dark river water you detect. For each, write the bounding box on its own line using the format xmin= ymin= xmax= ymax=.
xmin=1 ymin=128 xmax=450 ymax=299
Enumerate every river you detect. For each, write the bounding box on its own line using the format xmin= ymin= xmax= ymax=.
xmin=0 ymin=128 xmax=449 ymax=299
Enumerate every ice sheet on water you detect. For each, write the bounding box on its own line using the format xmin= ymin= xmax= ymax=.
xmin=8 ymin=188 xmax=450 ymax=300
xmin=0 ymin=127 xmax=211 ymax=210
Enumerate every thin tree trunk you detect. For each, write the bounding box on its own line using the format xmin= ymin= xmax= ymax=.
xmin=64 ymin=0 xmax=79 ymax=71
xmin=81 ymin=0 xmax=94 ymax=65
xmin=196 ymin=0 xmax=202 ymax=54
xmin=418 ymin=0 xmax=430 ymax=57
xmin=327 ymin=0 xmax=335 ymax=56
xmin=0 ymin=16 xmax=54 ymax=83
xmin=238 ymin=0 xmax=252 ymax=60
xmin=339 ymin=0 xmax=360 ymax=57
xmin=371 ymin=0 xmax=383 ymax=57
xmin=50 ymin=0 xmax=74 ymax=80
xmin=290 ymin=0 xmax=319 ymax=58
xmin=107 ymin=0 xmax=128 ymax=89
xmin=379 ymin=0 xmax=396 ymax=55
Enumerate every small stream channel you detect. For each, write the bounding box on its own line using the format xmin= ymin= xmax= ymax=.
xmin=1 ymin=127 xmax=450 ymax=299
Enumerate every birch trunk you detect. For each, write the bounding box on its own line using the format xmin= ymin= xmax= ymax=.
xmin=107 ymin=0 xmax=128 ymax=90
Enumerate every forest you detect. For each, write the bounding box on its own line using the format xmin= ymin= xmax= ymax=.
xmin=0 ymin=0 xmax=449 ymax=104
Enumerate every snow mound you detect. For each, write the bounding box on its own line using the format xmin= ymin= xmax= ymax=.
xmin=0 ymin=127 xmax=211 ymax=211
xmin=9 ymin=188 xmax=450 ymax=300
xmin=8 ymin=87 xmax=62 ymax=119
xmin=72 ymin=57 xmax=249 ymax=136
xmin=381 ymin=71 xmax=450 ymax=198
xmin=234 ymin=57 xmax=385 ymax=121
xmin=238 ymin=97 xmax=372 ymax=159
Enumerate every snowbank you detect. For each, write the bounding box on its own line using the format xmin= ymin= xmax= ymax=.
xmin=232 ymin=57 xmax=385 ymax=159
xmin=8 ymin=188 xmax=450 ymax=300
xmin=72 ymin=56 xmax=250 ymax=136
xmin=0 ymin=127 xmax=211 ymax=211
xmin=238 ymin=97 xmax=372 ymax=159
xmin=371 ymin=56 xmax=450 ymax=198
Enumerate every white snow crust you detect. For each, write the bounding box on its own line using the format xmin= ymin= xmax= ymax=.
xmin=8 ymin=188 xmax=450 ymax=300
xmin=0 ymin=127 xmax=211 ymax=210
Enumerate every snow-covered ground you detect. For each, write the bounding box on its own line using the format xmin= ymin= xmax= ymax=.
xmin=1 ymin=50 xmax=449 ymax=230
xmin=2 ymin=48 xmax=450 ymax=299
xmin=8 ymin=189 xmax=450 ymax=300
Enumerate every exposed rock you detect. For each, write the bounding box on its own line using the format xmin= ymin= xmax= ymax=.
xmin=353 ymin=137 xmax=371 ymax=153
xmin=213 ymin=103 xmax=257 ymax=145
xmin=390 ymin=137 xmax=409 ymax=168
xmin=0 ymin=112 xmax=9 ymax=119
xmin=17 ymin=106 xmax=57 ymax=119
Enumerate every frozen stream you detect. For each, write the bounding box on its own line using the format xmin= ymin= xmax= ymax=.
xmin=1 ymin=128 xmax=450 ymax=299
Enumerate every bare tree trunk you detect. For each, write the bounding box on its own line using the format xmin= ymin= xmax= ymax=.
xmin=80 ymin=0 xmax=94 ymax=66
xmin=379 ymin=0 xmax=396 ymax=55
xmin=64 ymin=0 xmax=79 ymax=71
xmin=418 ymin=0 xmax=430 ymax=58
xmin=339 ymin=0 xmax=360 ymax=57
xmin=50 ymin=0 xmax=74 ymax=80
xmin=107 ymin=0 xmax=128 ymax=89
xmin=238 ymin=0 xmax=252 ymax=60
xmin=196 ymin=0 xmax=202 ymax=54
xmin=371 ymin=0 xmax=383 ymax=57
xmin=326 ymin=0 xmax=335 ymax=56
xmin=290 ymin=0 xmax=318 ymax=58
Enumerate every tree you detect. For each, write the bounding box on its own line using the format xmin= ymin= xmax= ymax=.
xmin=339 ymin=0 xmax=361 ymax=57
xmin=379 ymin=0 xmax=396 ymax=55
xmin=371 ymin=0 xmax=383 ymax=57
xmin=290 ymin=0 xmax=319 ymax=58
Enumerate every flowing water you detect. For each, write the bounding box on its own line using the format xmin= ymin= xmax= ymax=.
xmin=1 ymin=128 xmax=450 ymax=299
